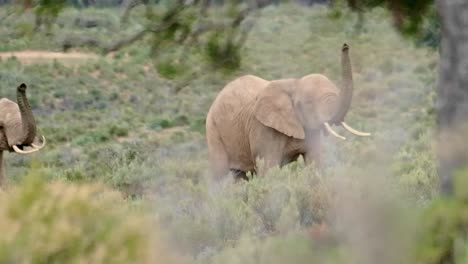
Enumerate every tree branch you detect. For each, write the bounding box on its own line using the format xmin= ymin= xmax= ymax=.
xmin=104 ymin=28 xmax=148 ymax=53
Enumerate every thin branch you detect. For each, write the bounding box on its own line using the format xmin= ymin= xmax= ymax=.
xmin=104 ymin=28 xmax=148 ymax=53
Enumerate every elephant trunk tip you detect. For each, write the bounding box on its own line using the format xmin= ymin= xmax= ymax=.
xmin=17 ymin=83 xmax=27 ymax=93
xmin=342 ymin=43 xmax=349 ymax=52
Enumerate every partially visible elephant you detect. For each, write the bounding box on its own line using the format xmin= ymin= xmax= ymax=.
xmin=0 ymin=83 xmax=46 ymax=185
xmin=206 ymin=43 xmax=370 ymax=180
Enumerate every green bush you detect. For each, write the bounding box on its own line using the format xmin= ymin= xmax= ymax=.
xmin=156 ymin=60 xmax=187 ymax=80
xmin=204 ymin=31 xmax=242 ymax=72
xmin=72 ymin=130 xmax=110 ymax=146
xmin=109 ymin=124 xmax=130 ymax=137
xmin=206 ymin=234 xmax=344 ymax=264
xmin=153 ymin=159 xmax=330 ymax=259
xmin=0 ymin=169 xmax=166 ymax=264
xmin=414 ymin=170 xmax=468 ymax=264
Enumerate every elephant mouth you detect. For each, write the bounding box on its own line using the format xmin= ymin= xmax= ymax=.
xmin=12 ymin=135 xmax=46 ymax=154
xmin=323 ymin=122 xmax=371 ymax=140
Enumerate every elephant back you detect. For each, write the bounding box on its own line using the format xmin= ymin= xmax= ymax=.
xmin=209 ymin=75 xmax=269 ymax=126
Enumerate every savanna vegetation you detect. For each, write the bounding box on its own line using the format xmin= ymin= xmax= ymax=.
xmin=1 ymin=1 xmax=465 ymax=263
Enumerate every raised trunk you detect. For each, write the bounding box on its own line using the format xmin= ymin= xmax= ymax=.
xmin=436 ymin=0 xmax=468 ymax=196
xmin=0 ymin=151 xmax=4 ymax=186
xmin=16 ymin=84 xmax=37 ymax=145
xmin=331 ymin=43 xmax=354 ymax=124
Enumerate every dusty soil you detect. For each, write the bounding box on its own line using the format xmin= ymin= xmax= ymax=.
xmin=0 ymin=50 xmax=98 ymax=64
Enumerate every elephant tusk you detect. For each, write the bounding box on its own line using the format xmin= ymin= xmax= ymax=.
xmin=12 ymin=145 xmax=40 ymax=154
xmin=341 ymin=122 xmax=371 ymax=137
xmin=324 ymin=122 xmax=346 ymax=140
xmin=31 ymin=135 xmax=46 ymax=150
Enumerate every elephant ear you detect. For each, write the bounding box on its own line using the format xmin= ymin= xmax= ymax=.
xmin=253 ymin=85 xmax=305 ymax=139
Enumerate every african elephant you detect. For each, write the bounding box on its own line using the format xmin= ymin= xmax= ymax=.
xmin=0 ymin=83 xmax=46 ymax=185
xmin=206 ymin=43 xmax=370 ymax=180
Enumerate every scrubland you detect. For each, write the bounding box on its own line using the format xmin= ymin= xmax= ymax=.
xmin=0 ymin=3 xmax=454 ymax=263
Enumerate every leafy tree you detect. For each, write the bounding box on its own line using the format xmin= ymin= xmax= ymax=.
xmin=340 ymin=0 xmax=433 ymax=35
xmin=24 ymin=1 xmax=330 ymax=79
xmin=332 ymin=0 xmax=437 ymax=48
xmin=34 ymin=0 xmax=67 ymax=31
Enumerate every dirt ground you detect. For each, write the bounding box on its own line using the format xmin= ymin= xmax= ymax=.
xmin=0 ymin=50 xmax=98 ymax=64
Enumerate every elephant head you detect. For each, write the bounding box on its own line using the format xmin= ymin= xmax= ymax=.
xmin=0 ymin=83 xmax=46 ymax=185
xmin=254 ymin=43 xmax=370 ymax=140
xmin=2 ymin=83 xmax=46 ymax=153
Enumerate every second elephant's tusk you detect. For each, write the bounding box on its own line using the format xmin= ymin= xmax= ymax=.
xmin=324 ymin=122 xmax=346 ymax=140
xmin=341 ymin=122 xmax=371 ymax=136
xmin=12 ymin=145 xmax=40 ymax=154
xmin=31 ymin=135 xmax=46 ymax=150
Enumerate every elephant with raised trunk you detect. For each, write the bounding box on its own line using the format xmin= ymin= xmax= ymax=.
xmin=0 ymin=83 xmax=46 ymax=185
xmin=206 ymin=43 xmax=370 ymax=180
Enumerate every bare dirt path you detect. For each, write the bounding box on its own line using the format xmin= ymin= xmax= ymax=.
xmin=0 ymin=50 xmax=99 ymax=64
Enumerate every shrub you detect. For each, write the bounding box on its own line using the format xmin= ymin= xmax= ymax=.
xmin=206 ymin=234 xmax=345 ymax=264
xmin=154 ymin=158 xmax=330 ymax=259
xmin=0 ymin=169 xmax=169 ymax=264
xmin=109 ymin=124 xmax=129 ymax=137
xmin=414 ymin=170 xmax=468 ymax=264
xmin=72 ymin=130 xmax=110 ymax=146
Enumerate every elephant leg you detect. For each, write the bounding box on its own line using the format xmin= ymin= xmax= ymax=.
xmin=304 ymin=131 xmax=322 ymax=169
xmin=230 ymin=169 xmax=249 ymax=181
xmin=253 ymin=148 xmax=283 ymax=177
xmin=250 ymin=129 xmax=286 ymax=176
xmin=0 ymin=151 xmax=4 ymax=187
xmin=207 ymin=130 xmax=230 ymax=179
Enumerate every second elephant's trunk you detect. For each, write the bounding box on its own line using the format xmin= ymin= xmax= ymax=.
xmin=0 ymin=152 xmax=4 ymax=186
xmin=330 ymin=43 xmax=354 ymax=124
xmin=16 ymin=83 xmax=37 ymax=145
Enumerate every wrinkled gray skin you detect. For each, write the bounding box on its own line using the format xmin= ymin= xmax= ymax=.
xmin=206 ymin=44 xmax=363 ymax=180
xmin=0 ymin=83 xmax=45 ymax=185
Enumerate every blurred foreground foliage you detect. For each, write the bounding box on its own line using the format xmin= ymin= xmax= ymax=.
xmin=3 ymin=162 xmax=468 ymax=264
xmin=331 ymin=0 xmax=438 ymax=48
xmin=414 ymin=169 xmax=468 ymax=264
xmin=0 ymin=166 xmax=167 ymax=264
xmin=339 ymin=0 xmax=433 ymax=35
xmin=12 ymin=0 xmax=264 ymax=74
